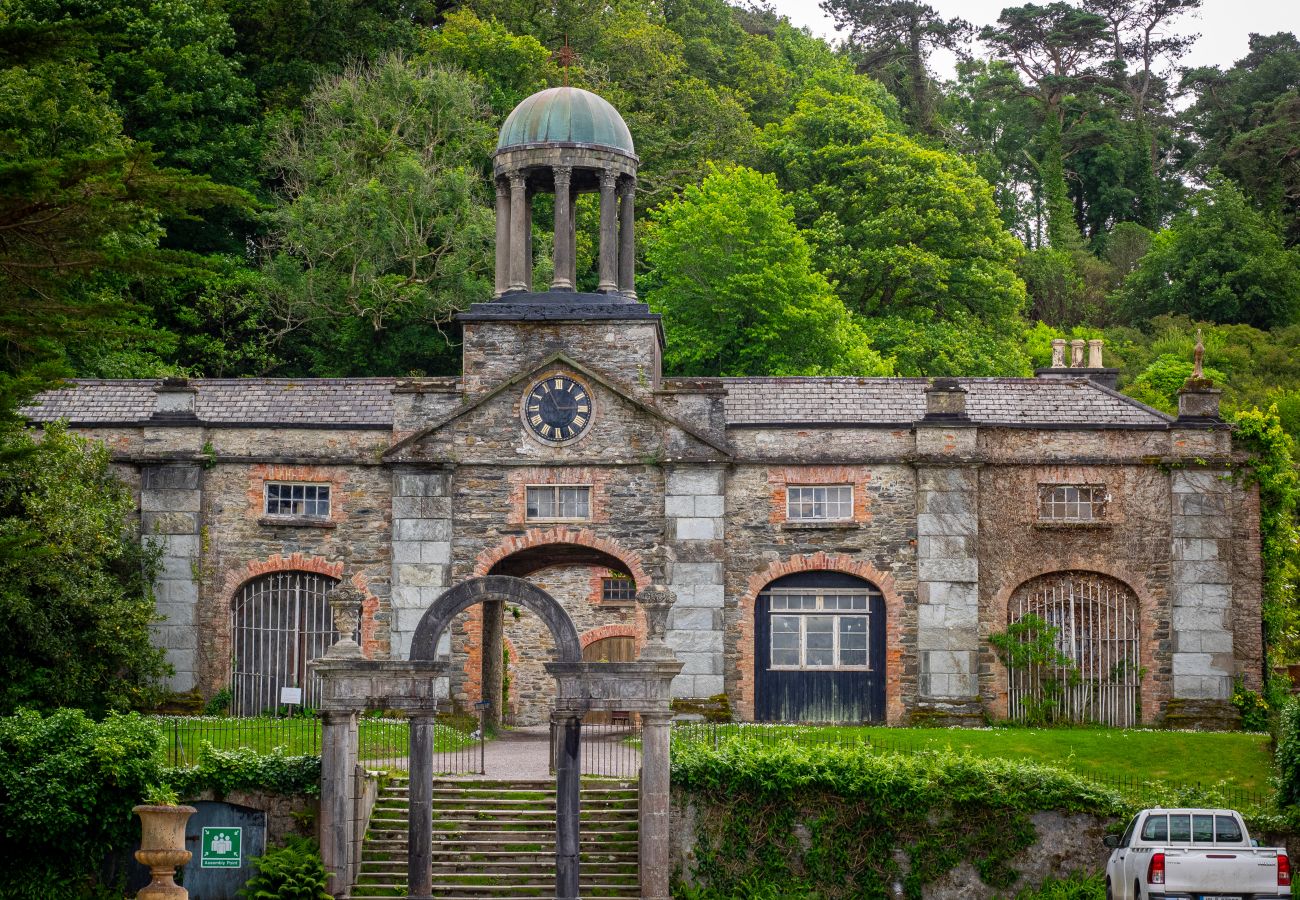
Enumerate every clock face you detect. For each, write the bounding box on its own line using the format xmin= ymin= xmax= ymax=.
xmin=522 ymin=375 xmax=593 ymax=445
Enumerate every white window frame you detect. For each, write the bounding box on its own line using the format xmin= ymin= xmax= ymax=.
xmin=786 ymin=484 xmax=854 ymax=522
xmin=525 ymin=484 xmax=592 ymax=522
xmin=264 ymin=482 xmax=331 ymax=519
xmin=1037 ymin=483 xmax=1108 ymax=522
xmin=766 ymin=588 xmax=874 ymax=671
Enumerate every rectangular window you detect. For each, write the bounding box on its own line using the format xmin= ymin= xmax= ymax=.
xmin=265 ymin=483 xmax=330 ymax=519
xmin=525 ymin=485 xmax=591 ymax=521
xmin=601 ymin=576 xmax=636 ymax=603
xmin=786 ymin=485 xmax=853 ymax=521
xmin=1038 ymin=484 xmax=1106 ymax=521
xmin=1214 ymin=815 xmax=1243 ymax=843
xmin=768 ymin=612 xmax=870 ymax=670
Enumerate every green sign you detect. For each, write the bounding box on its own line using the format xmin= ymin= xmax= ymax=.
xmin=200 ymin=827 xmax=242 ymax=869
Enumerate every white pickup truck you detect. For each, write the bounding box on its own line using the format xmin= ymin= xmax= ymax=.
xmin=1103 ymin=808 xmax=1291 ymax=900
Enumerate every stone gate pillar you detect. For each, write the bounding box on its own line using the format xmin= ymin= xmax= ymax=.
xmin=320 ymin=709 xmax=358 ymax=895
xmin=407 ymin=711 xmax=437 ymax=900
xmin=639 ymin=710 xmax=673 ymax=900
xmin=552 ymin=710 xmax=583 ymax=900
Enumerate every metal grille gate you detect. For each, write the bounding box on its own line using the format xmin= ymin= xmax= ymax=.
xmin=231 ymin=572 xmax=338 ymax=716
xmin=1007 ymin=572 xmax=1141 ymax=727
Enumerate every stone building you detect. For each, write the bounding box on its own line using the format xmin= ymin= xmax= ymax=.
xmin=27 ymin=86 xmax=1260 ymax=728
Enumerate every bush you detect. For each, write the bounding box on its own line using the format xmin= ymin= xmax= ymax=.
xmin=1275 ymin=698 xmax=1300 ymax=806
xmin=1232 ymin=678 xmax=1272 ymax=732
xmin=240 ymin=836 xmax=330 ymax=899
xmin=671 ymin=740 xmax=1124 ymax=899
xmin=0 ymin=709 xmax=164 ymax=898
xmin=167 ymin=743 xmax=322 ymax=798
xmin=1013 ymin=872 xmax=1106 ymax=899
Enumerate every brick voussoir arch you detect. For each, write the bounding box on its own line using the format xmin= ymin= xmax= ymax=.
xmin=223 ymin=552 xmax=346 ymax=599
xmin=580 ymin=623 xmax=640 ymax=649
xmin=736 ymin=552 xmax=903 ymax=723
xmin=473 ymin=526 xmax=651 ymax=589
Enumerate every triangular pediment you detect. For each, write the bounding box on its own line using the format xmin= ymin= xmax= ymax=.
xmin=384 ymin=353 xmax=729 ymax=462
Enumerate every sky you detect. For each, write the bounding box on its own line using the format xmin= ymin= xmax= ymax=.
xmin=766 ymin=0 xmax=1300 ymax=81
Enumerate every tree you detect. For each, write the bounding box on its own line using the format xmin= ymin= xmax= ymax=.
xmin=763 ymin=88 xmax=1026 ymax=324
xmin=643 ymin=165 xmax=890 ymax=378
xmin=0 ymin=422 xmax=169 ymax=715
xmin=262 ymin=55 xmax=496 ymax=376
xmin=1119 ymin=178 xmax=1300 ymax=328
xmin=979 ymin=3 xmax=1110 ymax=247
xmin=1219 ymin=91 xmax=1300 ymax=247
xmin=819 ymin=0 xmax=970 ymax=132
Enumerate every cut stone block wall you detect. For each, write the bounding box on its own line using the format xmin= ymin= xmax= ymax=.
xmin=390 ymin=468 xmax=452 ymax=695
xmin=1170 ymin=468 xmax=1235 ymax=701
xmin=665 ymin=465 xmax=726 ymax=698
xmin=141 ymin=462 xmax=202 ymax=692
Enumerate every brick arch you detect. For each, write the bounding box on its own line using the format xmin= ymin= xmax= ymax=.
xmin=736 ymin=552 xmax=904 ymax=723
xmin=472 ymin=527 xmax=651 ymax=590
xmin=223 ymin=554 xmax=384 ymax=660
xmin=580 ymin=623 xmax=641 ymax=650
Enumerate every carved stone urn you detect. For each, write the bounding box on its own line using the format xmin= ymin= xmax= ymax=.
xmin=326 ymin=582 xmax=365 ymax=659
xmin=636 ymin=585 xmax=678 ymax=662
xmin=133 ymin=804 xmax=197 ymax=899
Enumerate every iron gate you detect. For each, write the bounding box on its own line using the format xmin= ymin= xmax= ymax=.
xmin=231 ymin=571 xmax=338 ymax=716
xmin=1007 ymin=572 xmax=1141 ymax=727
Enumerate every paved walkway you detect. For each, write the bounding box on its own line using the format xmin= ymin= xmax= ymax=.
xmin=436 ymin=725 xmax=641 ymax=781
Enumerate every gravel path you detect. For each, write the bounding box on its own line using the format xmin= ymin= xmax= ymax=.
xmin=434 ymin=724 xmax=641 ymax=781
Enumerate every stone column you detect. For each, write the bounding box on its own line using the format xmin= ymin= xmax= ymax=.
xmin=1170 ymin=468 xmax=1235 ymax=704
xmin=618 ymin=176 xmax=636 ymax=298
xmin=639 ymin=710 xmax=672 ymax=900
xmin=141 ymin=462 xmax=202 ymax=693
xmin=507 ymin=172 xmax=528 ymax=293
xmin=524 ymin=188 xmax=534 ymax=292
xmin=597 ymin=169 xmax=618 ymax=293
xmin=566 ymin=183 xmax=578 ymax=288
xmin=494 ymin=178 xmax=510 ymax=298
xmin=320 ymin=709 xmax=357 ymax=896
xmin=407 ymin=713 xmax=436 ymax=900
xmin=481 ymin=599 xmax=504 ymax=732
xmin=391 ymin=467 xmax=451 ymax=697
xmin=553 ymin=711 xmax=582 ymax=900
xmin=551 ymin=166 xmax=574 ymax=291
xmin=664 ymin=465 xmax=726 ymax=698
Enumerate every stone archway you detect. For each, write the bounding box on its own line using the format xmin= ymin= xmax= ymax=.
xmin=311 ymin=577 xmax=683 ymax=900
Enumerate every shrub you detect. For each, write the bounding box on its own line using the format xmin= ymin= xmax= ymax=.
xmin=240 ymin=836 xmax=330 ymax=899
xmin=167 ymin=743 xmax=322 ymax=798
xmin=0 ymin=709 xmax=164 ymax=898
xmin=1275 ymin=698 xmax=1300 ymax=806
xmin=1232 ymin=678 xmax=1272 ymax=731
xmin=1013 ymin=872 xmax=1106 ymax=899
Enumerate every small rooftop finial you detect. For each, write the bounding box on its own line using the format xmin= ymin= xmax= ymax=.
xmin=1192 ymin=328 xmax=1205 ymax=380
xmin=552 ymin=35 xmax=577 ymax=87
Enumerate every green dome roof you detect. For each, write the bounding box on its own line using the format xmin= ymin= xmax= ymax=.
xmin=497 ymin=87 xmax=634 ymax=155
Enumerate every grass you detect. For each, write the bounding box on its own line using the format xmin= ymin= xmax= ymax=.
xmin=159 ymin=715 xmax=479 ymax=766
xmin=672 ymin=723 xmax=1274 ymax=795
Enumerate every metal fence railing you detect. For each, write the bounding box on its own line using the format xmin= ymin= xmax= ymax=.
xmin=575 ymin=722 xmax=642 ymax=778
xmin=155 ymin=714 xmax=440 ymax=769
xmin=669 ymin=722 xmax=1271 ymax=808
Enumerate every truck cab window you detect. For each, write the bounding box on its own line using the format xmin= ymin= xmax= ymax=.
xmin=1168 ymin=815 xmax=1191 ymax=842
xmin=1141 ymin=815 xmax=1167 ymax=842
xmin=1120 ymin=816 xmax=1139 ymax=847
xmin=1215 ymin=816 xmax=1243 ymax=843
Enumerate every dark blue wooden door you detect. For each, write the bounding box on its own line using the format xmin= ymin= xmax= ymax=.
xmin=755 ymin=571 xmax=886 ymax=723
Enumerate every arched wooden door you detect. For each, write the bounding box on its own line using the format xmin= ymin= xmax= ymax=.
xmin=230 ymin=571 xmax=338 ymax=715
xmin=755 ymin=571 xmax=886 ymax=723
xmin=583 ymin=635 xmax=637 ymax=724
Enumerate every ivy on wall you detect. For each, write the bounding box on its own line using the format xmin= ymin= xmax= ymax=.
xmin=1232 ymin=406 xmax=1300 ymax=666
xmin=670 ymin=741 xmax=1124 ymax=899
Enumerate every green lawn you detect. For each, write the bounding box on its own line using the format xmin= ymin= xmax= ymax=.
xmin=159 ymin=716 xmax=477 ymax=766
xmin=672 ymin=724 xmax=1274 ymax=796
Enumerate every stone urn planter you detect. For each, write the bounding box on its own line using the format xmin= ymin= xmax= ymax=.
xmin=133 ymin=803 xmax=197 ymax=899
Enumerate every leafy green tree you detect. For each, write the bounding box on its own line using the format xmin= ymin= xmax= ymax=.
xmin=418 ymin=8 xmax=555 ymax=116
xmin=979 ymin=3 xmax=1109 ymax=248
xmin=1119 ymin=178 xmax=1300 ymax=328
xmin=820 ymin=0 xmax=970 ymax=133
xmin=643 ymin=165 xmax=890 ymax=377
xmin=763 ymin=87 xmax=1026 ymax=324
xmin=859 ymin=314 xmax=1033 ymax=376
xmin=1126 ymin=354 xmax=1228 ymax=413
xmin=0 ymin=709 xmax=165 ymax=898
xmin=1219 ymin=92 xmax=1300 ymax=247
xmin=262 ymin=55 xmax=495 ymax=376
xmin=0 ymin=422 xmax=168 ymax=715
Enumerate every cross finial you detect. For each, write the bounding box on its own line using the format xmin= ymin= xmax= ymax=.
xmin=552 ymin=35 xmax=577 ymax=86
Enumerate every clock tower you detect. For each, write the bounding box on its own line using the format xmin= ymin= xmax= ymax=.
xmin=457 ymin=86 xmax=663 ymax=399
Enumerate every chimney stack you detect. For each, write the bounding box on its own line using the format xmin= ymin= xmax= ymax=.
xmin=1035 ymin=338 xmax=1119 ymax=389
xmin=151 ymin=377 xmax=199 ymax=422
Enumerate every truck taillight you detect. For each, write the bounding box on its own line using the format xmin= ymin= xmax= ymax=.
xmin=1280 ymin=852 xmax=1292 ymax=887
xmin=1148 ymin=852 xmax=1165 ymax=885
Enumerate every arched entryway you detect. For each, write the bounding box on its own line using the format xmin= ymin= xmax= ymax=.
xmin=1004 ymin=571 xmax=1141 ymax=727
xmin=755 ymin=570 xmax=887 ymax=723
xmin=230 ymin=570 xmax=338 ymax=715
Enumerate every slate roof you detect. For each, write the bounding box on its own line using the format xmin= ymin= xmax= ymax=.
xmin=24 ymin=379 xmax=399 ymax=427
xmin=717 ymin=377 xmax=1173 ymax=428
xmin=24 ymin=376 xmax=1173 ymax=429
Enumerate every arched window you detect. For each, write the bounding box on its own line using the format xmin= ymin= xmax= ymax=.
xmin=1005 ymin=572 xmax=1140 ymax=727
xmin=231 ymin=571 xmax=338 ymax=716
